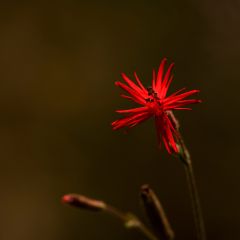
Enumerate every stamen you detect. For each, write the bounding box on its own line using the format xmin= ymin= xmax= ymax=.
xmin=153 ymin=92 xmax=159 ymax=99
xmin=147 ymin=87 xmax=154 ymax=96
xmin=145 ymin=98 xmax=154 ymax=103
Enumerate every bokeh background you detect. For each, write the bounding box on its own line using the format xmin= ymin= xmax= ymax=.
xmin=0 ymin=1 xmax=239 ymax=239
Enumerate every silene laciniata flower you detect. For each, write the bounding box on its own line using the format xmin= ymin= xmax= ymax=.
xmin=112 ymin=58 xmax=201 ymax=153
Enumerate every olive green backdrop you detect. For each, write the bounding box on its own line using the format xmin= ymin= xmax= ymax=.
xmin=0 ymin=1 xmax=239 ymax=239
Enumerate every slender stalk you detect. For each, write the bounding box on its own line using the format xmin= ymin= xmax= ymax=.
xmin=178 ymin=133 xmax=206 ymax=240
xmin=168 ymin=111 xmax=206 ymax=240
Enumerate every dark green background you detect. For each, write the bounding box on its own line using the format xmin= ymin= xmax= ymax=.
xmin=0 ymin=1 xmax=239 ymax=239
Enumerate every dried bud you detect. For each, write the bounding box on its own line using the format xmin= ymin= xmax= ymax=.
xmin=141 ymin=185 xmax=174 ymax=240
xmin=62 ymin=194 xmax=106 ymax=211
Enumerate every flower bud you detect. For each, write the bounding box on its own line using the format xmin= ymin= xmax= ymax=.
xmin=62 ymin=194 xmax=106 ymax=211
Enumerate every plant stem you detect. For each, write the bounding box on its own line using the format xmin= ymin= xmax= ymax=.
xmin=178 ymin=133 xmax=206 ymax=240
xmin=167 ymin=111 xmax=206 ymax=240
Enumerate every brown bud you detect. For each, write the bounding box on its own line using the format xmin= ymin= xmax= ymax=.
xmin=62 ymin=194 xmax=106 ymax=211
xmin=141 ymin=185 xmax=174 ymax=240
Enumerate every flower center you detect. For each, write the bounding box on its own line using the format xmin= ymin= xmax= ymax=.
xmin=145 ymin=87 xmax=163 ymax=115
xmin=145 ymin=87 xmax=160 ymax=103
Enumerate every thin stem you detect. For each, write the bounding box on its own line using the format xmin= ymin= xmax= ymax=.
xmin=178 ymin=133 xmax=206 ymax=240
xmin=168 ymin=111 xmax=206 ymax=240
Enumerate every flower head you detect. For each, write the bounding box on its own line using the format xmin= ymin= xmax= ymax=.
xmin=112 ymin=58 xmax=201 ymax=153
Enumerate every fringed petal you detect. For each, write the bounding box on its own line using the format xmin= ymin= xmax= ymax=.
xmin=121 ymin=73 xmax=147 ymax=97
xmin=116 ymin=106 xmax=149 ymax=115
xmin=155 ymin=58 xmax=167 ymax=91
xmin=115 ymin=81 xmax=146 ymax=105
xmin=112 ymin=111 xmax=151 ymax=130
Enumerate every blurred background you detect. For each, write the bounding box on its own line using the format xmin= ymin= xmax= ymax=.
xmin=0 ymin=0 xmax=239 ymax=239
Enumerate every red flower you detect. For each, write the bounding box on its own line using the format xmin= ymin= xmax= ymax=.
xmin=112 ymin=58 xmax=201 ymax=153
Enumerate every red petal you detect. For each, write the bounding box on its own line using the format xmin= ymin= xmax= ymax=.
xmin=116 ymin=106 xmax=149 ymax=115
xmin=159 ymin=63 xmax=174 ymax=97
xmin=160 ymin=74 xmax=174 ymax=99
xmin=167 ymin=87 xmax=187 ymax=98
xmin=155 ymin=58 xmax=167 ymax=91
xmin=121 ymin=73 xmax=147 ymax=97
xmin=120 ymin=94 xmax=133 ymax=101
xmin=165 ymin=124 xmax=178 ymax=153
xmin=112 ymin=112 xmax=151 ymax=130
xmin=133 ymin=72 xmax=147 ymax=94
xmin=162 ymin=136 xmax=172 ymax=153
xmin=115 ymin=81 xmax=146 ymax=105
xmin=164 ymin=90 xmax=200 ymax=105
xmin=152 ymin=69 xmax=156 ymax=89
xmin=173 ymin=107 xmax=192 ymax=110
xmin=164 ymin=99 xmax=201 ymax=110
xmin=155 ymin=114 xmax=179 ymax=153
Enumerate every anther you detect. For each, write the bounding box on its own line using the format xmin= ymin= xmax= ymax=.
xmin=145 ymin=98 xmax=154 ymax=103
xmin=147 ymin=87 xmax=154 ymax=96
xmin=153 ymin=92 xmax=159 ymax=99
